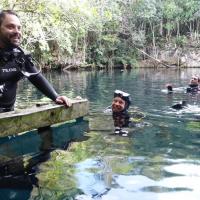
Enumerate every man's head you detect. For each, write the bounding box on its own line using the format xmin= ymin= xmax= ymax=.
xmin=166 ymin=84 xmax=173 ymax=92
xmin=112 ymin=90 xmax=131 ymax=113
xmin=0 ymin=10 xmax=21 ymax=48
xmin=189 ymin=76 xmax=199 ymax=87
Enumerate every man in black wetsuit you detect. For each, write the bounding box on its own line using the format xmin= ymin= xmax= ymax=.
xmin=111 ymin=90 xmax=145 ymax=136
xmin=0 ymin=10 xmax=72 ymax=113
xmin=111 ymin=90 xmax=131 ymax=135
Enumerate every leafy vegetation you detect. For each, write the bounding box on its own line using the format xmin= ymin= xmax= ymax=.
xmin=1 ymin=0 xmax=200 ymax=69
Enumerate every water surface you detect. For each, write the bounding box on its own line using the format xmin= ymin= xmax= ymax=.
xmin=1 ymin=68 xmax=200 ymax=200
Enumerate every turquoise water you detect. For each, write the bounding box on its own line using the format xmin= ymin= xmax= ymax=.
xmin=1 ymin=68 xmax=200 ymax=200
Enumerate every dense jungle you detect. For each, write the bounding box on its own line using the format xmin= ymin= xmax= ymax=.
xmin=1 ymin=0 xmax=200 ymax=69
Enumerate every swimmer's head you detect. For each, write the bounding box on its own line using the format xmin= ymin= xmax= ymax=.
xmin=166 ymin=84 xmax=173 ymax=91
xmin=112 ymin=90 xmax=131 ymax=113
xmin=190 ymin=75 xmax=199 ymax=86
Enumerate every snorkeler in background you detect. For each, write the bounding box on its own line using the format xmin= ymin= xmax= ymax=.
xmin=186 ymin=75 xmax=200 ymax=93
xmin=171 ymin=100 xmax=187 ymax=110
xmin=166 ymin=84 xmax=173 ymax=93
xmin=165 ymin=75 xmax=200 ymax=94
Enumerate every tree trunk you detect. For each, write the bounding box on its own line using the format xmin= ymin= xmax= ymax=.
xmin=149 ymin=20 xmax=156 ymax=58
xmin=176 ymin=21 xmax=180 ymax=37
xmin=159 ymin=18 xmax=163 ymax=36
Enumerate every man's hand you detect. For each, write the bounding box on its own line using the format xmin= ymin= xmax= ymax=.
xmin=55 ymin=96 xmax=72 ymax=107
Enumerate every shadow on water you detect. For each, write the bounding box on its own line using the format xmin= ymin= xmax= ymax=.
xmin=0 ymin=118 xmax=89 ymax=200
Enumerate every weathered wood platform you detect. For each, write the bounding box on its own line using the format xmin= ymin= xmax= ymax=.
xmin=0 ymin=99 xmax=89 ymax=137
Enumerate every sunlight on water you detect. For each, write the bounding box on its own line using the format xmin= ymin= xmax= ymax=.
xmin=74 ymin=157 xmax=200 ymax=200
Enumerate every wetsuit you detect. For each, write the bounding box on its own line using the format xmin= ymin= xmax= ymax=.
xmin=112 ymin=110 xmax=145 ymax=135
xmin=0 ymin=47 xmax=58 ymax=112
xmin=186 ymin=84 xmax=199 ymax=93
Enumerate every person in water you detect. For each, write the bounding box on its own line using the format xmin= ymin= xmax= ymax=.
xmin=171 ymin=100 xmax=187 ymax=110
xmin=187 ymin=75 xmax=200 ymax=93
xmin=0 ymin=10 xmax=73 ymax=113
xmin=166 ymin=84 xmax=173 ymax=93
xmin=166 ymin=75 xmax=200 ymax=94
xmin=111 ymin=90 xmax=131 ymax=114
xmin=111 ymin=90 xmax=146 ymax=136
xmin=111 ymin=90 xmax=131 ymax=135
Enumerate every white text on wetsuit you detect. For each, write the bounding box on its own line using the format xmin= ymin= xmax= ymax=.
xmin=2 ymin=68 xmax=17 ymax=72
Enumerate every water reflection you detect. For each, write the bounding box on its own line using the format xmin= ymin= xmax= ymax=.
xmin=5 ymin=68 xmax=200 ymax=199
xmin=74 ymin=155 xmax=200 ymax=200
xmin=0 ymin=119 xmax=88 ymax=199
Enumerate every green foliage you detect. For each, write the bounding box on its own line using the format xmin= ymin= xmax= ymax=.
xmin=173 ymin=36 xmax=187 ymax=47
xmin=136 ymin=0 xmax=158 ymax=21
xmin=163 ymin=0 xmax=181 ymax=20
xmin=1 ymin=0 xmax=200 ymax=68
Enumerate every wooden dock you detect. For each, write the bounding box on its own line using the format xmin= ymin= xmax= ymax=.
xmin=0 ymin=99 xmax=89 ymax=137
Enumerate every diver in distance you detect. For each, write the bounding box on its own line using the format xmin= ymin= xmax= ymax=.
xmin=186 ymin=75 xmax=200 ymax=93
xmin=166 ymin=84 xmax=173 ymax=93
xmin=171 ymin=100 xmax=187 ymax=110
xmin=165 ymin=75 xmax=200 ymax=94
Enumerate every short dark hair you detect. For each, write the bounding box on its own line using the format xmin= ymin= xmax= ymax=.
xmin=0 ymin=10 xmax=18 ymax=26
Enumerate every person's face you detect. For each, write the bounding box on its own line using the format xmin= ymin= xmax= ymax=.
xmin=190 ymin=77 xmax=198 ymax=85
xmin=0 ymin=14 xmax=22 ymax=48
xmin=112 ymin=97 xmax=126 ymax=113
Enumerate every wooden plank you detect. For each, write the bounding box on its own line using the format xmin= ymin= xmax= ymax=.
xmin=0 ymin=99 xmax=89 ymax=137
